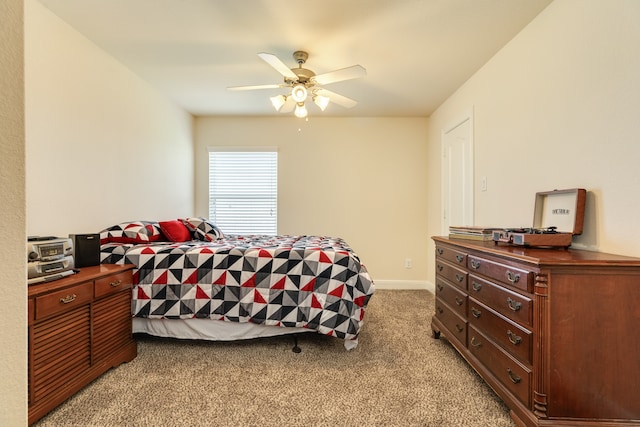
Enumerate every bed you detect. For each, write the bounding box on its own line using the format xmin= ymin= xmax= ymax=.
xmin=100 ymin=219 xmax=375 ymax=350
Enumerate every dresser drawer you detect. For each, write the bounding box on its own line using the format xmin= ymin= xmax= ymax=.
xmin=467 ymin=255 xmax=533 ymax=292
xmin=435 ymin=297 xmax=467 ymax=346
xmin=468 ymin=325 xmax=531 ymax=406
xmin=469 ymin=274 xmax=533 ymax=327
xmin=436 ymin=245 xmax=467 ymax=267
xmin=468 ymin=298 xmax=532 ymax=365
xmin=94 ymin=270 xmax=133 ymax=299
xmin=435 ymin=260 xmax=468 ymax=291
xmin=35 ymin=281 xmax=93 ymax=320
xmin=436 ymin=278 xmax=467 ymax=318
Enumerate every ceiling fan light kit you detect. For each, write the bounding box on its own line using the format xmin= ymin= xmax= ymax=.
xmin=290 ymin=84 xmax=307 ymax=103
xmin=313 ymin=94 xmax=330 ymax=111
xmin=270 ymin=94 xmax=287 ymax=111
xmin=228 ymin=51 xmax=366 ymax=118
xmin=294 ymin=103 xmax=308 ymax=118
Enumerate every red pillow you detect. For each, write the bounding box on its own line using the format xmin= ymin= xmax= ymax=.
xmin=159 ymin=220 xmax=192 ymax=242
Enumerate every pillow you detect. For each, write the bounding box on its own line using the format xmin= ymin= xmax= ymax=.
xmin=159 ymin=219 xmax=192 ymax=242
xmin=181 ymin=217 xmax=224 ymax=241
xmin=100 ymin=221 xmax=164 ymax=244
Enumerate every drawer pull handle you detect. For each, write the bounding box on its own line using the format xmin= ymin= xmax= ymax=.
xmin=437 ymin=264 xmax=444 ymax=272
xmin=507 ymin=297 xmax=522 ymax=312
xmin=455 ymin=324 xmax=464 ymax=333
xmin=437 ymin=306 xmax=444 ymax=314
xmin=507 ymin=330 xmax=523 ymax=345
xmin=60 ymin=294 xmax=77 ymax=304
xmin=507 ymin=367 xmax=522 ymax=384
xmin=506 ymin=271 xmax=520 ymax=284
xmin=110 ymin=279 xmax=122 ymax=287
xmin=437 ymin=248 xmax=444 ymax=255
xmin=455 ymin=254 xmax=464 ymax=263
xmin=455 ymin=274 xmax=464 ymax=283
xmin=472 ymin=282 xmax=482 ymax=292
xmin=471 ymin=307 xmax=482 ymax=318
xmin=437 ymin=284 xmax=444 ymax=292
xmin=455 ymin=297 xmax=463 ymax=306
xmin=470 ymin=336 xmax=482 ymax=348
xmin=470 ymin=259 xmax=481 ymax=270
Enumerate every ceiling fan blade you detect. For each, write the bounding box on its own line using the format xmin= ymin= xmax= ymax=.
xmin=316 ymin=89 xmax=358 ymax=109
xmin=313 ymin=65 xmax=366 ymax=85
xmin=227 ymin=84 xmax=285 ymax=91
xmin=257 ymin=52 xmax=299 ymax=81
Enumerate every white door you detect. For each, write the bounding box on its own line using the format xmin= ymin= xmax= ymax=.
xmin=441 ymin=115 xmax=474 ymax=234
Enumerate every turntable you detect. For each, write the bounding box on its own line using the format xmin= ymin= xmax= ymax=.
xmin=493 ymin=188 xmax=586 ymax=248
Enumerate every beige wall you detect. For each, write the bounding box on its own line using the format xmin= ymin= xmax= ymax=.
xmin=0 ymin=0 xmax=27 ymax=424
xmin=195 ymin=117 xmax=430 ymax=285
xmin=25 ymin=0 xmax=195 ymax=237
xmin=426 ymin=0 xmax=640 ymax=282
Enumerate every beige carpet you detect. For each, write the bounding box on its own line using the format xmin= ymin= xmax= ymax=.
xmin=34 ymin=290 xmax=515 ymax=427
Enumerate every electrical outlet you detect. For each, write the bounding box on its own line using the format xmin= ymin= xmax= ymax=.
xmin=404 ymin=258 xmax=412 ymax=269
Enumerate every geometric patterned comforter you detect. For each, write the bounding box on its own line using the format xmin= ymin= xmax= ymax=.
xmin=101 ymin=235 xmax=375 ymax=344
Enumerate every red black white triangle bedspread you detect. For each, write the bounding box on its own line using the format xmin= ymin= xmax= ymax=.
xmin=101 ymin=235 xmax=375 ymax=347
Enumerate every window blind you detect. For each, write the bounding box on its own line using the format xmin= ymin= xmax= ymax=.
xmin=208 ymin=149 xmax=277 ymax=235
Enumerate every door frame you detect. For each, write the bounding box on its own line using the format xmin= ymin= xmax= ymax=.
xmin=441 ymin=109 xmax=475 ymax=235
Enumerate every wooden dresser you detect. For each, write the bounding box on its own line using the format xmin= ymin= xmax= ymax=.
xmin=28 ymin=264 xmax=137 ymax=425
xmin=431 ymin=236 xmax=640 ymax=426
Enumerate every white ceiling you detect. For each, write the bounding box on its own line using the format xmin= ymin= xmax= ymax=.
xmin=37 ymin=0 xmax=552 ymax=117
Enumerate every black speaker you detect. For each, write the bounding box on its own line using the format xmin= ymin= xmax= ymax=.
xmin=70 ymin=233 xmax=100 ymax=268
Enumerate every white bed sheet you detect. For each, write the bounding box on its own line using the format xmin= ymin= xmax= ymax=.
xmin=132 ymin=318 xmax=358 ymax=350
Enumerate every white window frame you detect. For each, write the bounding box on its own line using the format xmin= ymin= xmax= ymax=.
xmin=208 ymin=147 xmax=278 ymax=235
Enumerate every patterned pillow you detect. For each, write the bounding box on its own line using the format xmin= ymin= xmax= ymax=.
xmin=100 ymin=221 xmax=164 ymax=244
xmin=181 ymin=217 xmax=224 ymax=241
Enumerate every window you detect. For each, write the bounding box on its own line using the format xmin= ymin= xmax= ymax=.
xmin=208 ymin=148 xmax=277 ymax=235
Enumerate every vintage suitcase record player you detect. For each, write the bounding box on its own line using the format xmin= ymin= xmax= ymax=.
xmin=493 ymin=188 xmax=586 ymax=247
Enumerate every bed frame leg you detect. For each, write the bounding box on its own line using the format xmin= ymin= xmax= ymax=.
xmin=292 ymin=336 xmax=302 ymax=353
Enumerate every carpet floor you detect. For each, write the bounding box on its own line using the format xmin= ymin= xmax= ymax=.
xmin=34 ymin=289 xmax=515 ymax=427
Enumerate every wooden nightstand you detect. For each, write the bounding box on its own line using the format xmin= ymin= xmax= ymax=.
xmin=28 ymin=264 xmax=137 ymax=425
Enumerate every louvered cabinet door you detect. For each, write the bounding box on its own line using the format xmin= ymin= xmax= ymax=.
xmin=93 ymin=289 xmax=133 ymax=363
xmin=30 ymin=305 xmax=91 ymax=404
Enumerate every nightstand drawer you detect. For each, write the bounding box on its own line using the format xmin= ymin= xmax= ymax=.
xmin=35 ymin=281 xmax=93 ymax=320
xmin=95 ymin=270 xmax=133 ymax=299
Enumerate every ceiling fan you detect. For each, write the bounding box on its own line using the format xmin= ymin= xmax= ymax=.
xmin=228 ymin=51 xmax=366 ymax=118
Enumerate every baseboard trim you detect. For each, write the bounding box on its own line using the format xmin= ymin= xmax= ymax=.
xmin=374 ymin=280 xmax=434 ymax=294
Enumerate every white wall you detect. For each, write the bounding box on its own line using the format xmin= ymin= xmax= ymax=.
xmin=195 ymin=117 xmax=430 ymax=285
xmin=0 ymin=1 xmax=27 ymax=424
xmin=426 ymin=0 xmax=640 ymax=282
xmin=25 ymin=0 xmax=195 ymax=237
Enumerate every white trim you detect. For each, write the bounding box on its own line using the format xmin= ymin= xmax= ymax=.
xmin=373 ymin=280 xmax=434 ymax=294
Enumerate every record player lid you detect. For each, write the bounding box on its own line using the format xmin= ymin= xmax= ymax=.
xmin=533 ymin=188 xmax=586 ymax=235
